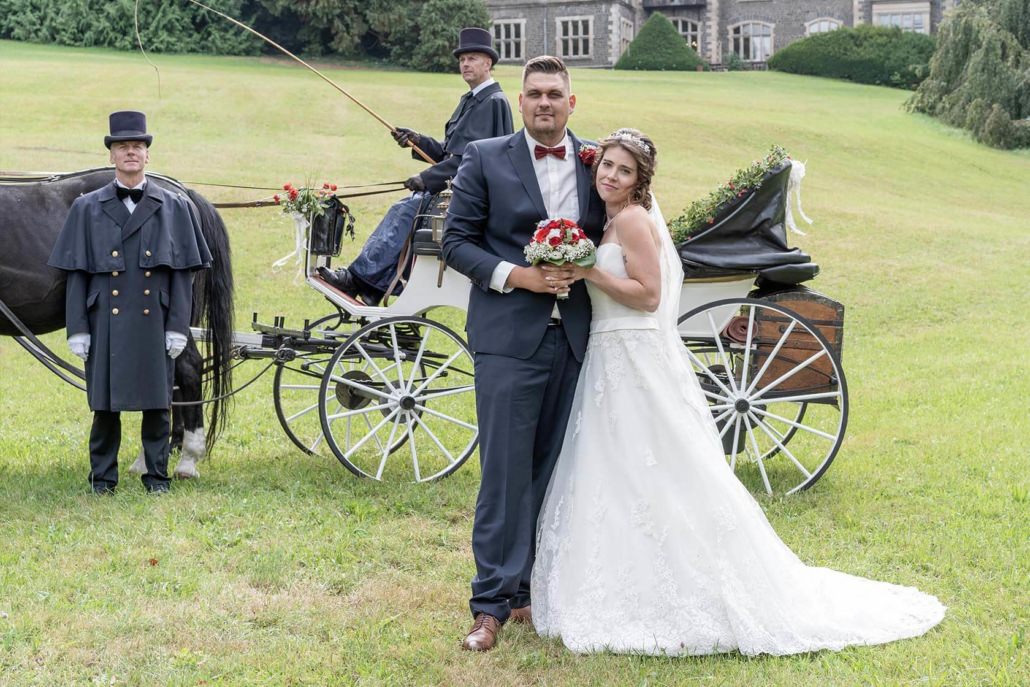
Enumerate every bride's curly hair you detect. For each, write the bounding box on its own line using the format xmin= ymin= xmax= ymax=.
xmin=593 ymin=128 xmax=658 ymax=210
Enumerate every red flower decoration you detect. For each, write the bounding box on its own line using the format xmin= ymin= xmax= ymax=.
xmin=273 ymin=194 xmax=281 ymax=204
xmin=548 ymin=236 xmax=562 ymax=247
xmin=578 ymin=144 xmax=598 ymax=167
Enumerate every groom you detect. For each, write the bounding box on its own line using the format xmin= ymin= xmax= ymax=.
xmin=442 ymin=55 xmax=604 ymax=651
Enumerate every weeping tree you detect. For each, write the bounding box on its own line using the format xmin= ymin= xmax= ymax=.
xmin=906 ymin=0 xmax=1030 ymax=149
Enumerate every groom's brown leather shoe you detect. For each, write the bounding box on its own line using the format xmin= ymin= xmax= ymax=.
xmin=462 ymin=613 xmax=501 ymax=651
xmin=509 ymin=605 xmax=532 ymax=625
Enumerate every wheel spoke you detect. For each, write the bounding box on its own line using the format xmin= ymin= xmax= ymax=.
xmin=407 ymin=326 xmax=431 ymax=390
xmin=751 ymin=349 xmax=827 ymax=401
xmin=388 ymin=323 xmax=407 ymax=391
xmin=706 ymin=311 xmax=738 ymax=395
xmin=747 ymin=410 xmax=812 ymax=479
xmin=417 ymin=384 xmax=476 ymax=401
xmin=751 ymin=406 xmax=837 ymax=441
xmin=326 ymin=374 xmax=393 ymax=402
xmin=285 ymin=401 xmax=320 ymax=423
xmin=729 ymin=414 xmax=743 ymax=470
xmin=745 ymin=319 xmax=797 ymax=395
xmin=738 ymin=306 xmax=757 ymax=391
xmin=376 ymin=412 xmax=404 ymax=480
xmin=342 ymin=408 xmax=400 ymax=460
xmin=406 ymin=414 xmax=422 ymax=482
xmin=754 ymin=390 xmax=842 ymax=404
xmin=414 ymin=403 xmax=478 ymax=432
xmin=744 ymin=420 xmax=773 ymax=495
xmin=410 ymin=349 xmax=467 ymax=397
xmin=353 ymin=340 xmax=399 ymax=394
xmin=281 ymin=383 xmax=321 ymax=390
xmin=325 ymin=401 xmax=393 ymax=422
xmin=686 ymin=348 xmax=735 ymax=398
xmin=411 ymin=413 xmax=459 ymax=468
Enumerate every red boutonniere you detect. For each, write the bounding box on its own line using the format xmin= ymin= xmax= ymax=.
xmin=578 ymin=144 xmax=598 ymax=167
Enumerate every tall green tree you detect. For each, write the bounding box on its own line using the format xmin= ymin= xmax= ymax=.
xmin=615 ymin=12 xmax=704 ymax=71
xmin=906 ymin=0 xmax=1029 ymax=149
xmin=386 ymin=0 xmax=492 ymax=72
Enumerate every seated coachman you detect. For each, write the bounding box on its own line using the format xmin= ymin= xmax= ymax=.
xmin=319 ymin=26 xmax=514 ymax=305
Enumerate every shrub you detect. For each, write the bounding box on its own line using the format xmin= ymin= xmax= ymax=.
xmin=724 ymin=53 xmax=746 ymax=71
xmin=615 ymin=12 xmax=704 ymax=71
xmin=0 ymin=0 xmax=260 ymax=54
xmin=906 ymin=0 xmax=1029 ymax=149
xmin=388 ymin=0 xmax=492 ymax=72
xmin=768 ymin=24 xmax=935 ymax=89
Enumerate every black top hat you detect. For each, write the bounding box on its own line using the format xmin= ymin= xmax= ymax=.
xmin=104 ymin=110 xmax=153 ymax=149
xmin=452 ymin=27 xmax=499 ymax=65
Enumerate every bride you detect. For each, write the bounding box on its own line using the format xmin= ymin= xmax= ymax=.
xmin=530 ymin=129 xmax=946 ymax=656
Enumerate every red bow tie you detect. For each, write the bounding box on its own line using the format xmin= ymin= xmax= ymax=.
xmin=534 ymin=144 xmax=566 ymax=160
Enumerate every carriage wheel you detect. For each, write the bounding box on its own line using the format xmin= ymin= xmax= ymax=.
xmin=679 ymin=298 xmax=848 ymax=495
xmin=274 ymin=348 xmax=410 ymax=458
xmin=318 ymin=315 xmax=478 ymax=482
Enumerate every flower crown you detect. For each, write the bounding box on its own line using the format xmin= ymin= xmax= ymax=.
xmin=606 ymin=129 xmax=652 ymax=155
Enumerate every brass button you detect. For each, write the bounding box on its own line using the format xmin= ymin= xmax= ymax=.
xmin=144 ymin=271 xmax=151 ymax=277
xmin=145 ymin=250 xmax=152 ymax=257
xmin=112 ymin=271 xmax=119 ymax=277
xmin=143 ymin=309 xmax=150 ymax=316
xmin=111 ymin=250 xmax=119 ymax=257
xmin=112 ymin=308 xmax=120 ymax=315
xmin=144 ymin=289 xmax=150 ymax=296
xmin=112 ymin=290 xmax=119 ymax=297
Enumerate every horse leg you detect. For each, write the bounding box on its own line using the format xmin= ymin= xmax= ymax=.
xmin=172 ymin=339 xmax=206 ymax=479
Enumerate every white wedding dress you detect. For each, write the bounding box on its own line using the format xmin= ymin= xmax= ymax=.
xmin=531 ymin=202 xmax=945 ymax=656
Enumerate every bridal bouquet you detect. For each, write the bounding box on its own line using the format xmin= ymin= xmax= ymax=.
xmin=524 ymin=218 xmax=596 ymax=299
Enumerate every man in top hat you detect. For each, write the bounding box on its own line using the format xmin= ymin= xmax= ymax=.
xmin=48 ymin=111 xmax=211 ymax=494
xmin=318 ymin=26 xmax=513 ymax=305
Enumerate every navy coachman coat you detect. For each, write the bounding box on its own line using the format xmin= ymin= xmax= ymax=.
xmin=413 ymin=81 xmax=514 ymax=194
xmin=48 ymin=181 xmax=211 ymax=411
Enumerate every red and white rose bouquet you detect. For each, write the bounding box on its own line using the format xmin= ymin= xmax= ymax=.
xmin=524 ymin=218 xmax=596 ymax=299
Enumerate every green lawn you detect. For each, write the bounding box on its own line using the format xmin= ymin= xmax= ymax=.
xmin=1 ymin=40 xmax=1028 ymax=686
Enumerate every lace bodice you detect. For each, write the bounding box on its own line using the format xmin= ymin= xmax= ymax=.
xmin=588 ymin=243 xmax=659 ymax=334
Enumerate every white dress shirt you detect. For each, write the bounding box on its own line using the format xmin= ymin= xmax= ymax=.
xmin=114 ymin=175 xmax=147 ymax=213
xmin=489 ymin=130 xmax=580 ymax=294
xmin=471 ymin=77 xmax=496 ymax=97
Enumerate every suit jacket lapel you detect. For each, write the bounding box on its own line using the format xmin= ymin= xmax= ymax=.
xmin=507 ymin=131 xmax=548 ymax=219
xmin=99 ymin=184 xmax=130 ymax=228
xmin=121 ymin=182 xmax=161 ymax=241
xmin=568 ymin=132 xmax=593 ymax=225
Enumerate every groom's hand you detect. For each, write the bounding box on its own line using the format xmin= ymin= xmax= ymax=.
xmin=508 ymin=265 xmax=577 ymax=295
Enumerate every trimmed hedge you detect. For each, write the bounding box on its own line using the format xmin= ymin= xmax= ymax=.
xmin=0 ymin=0 xmax=492 ymax=72
xmin=616 ymin=12 xmax=704 ymax=71
xmin=768 ymin=25 xmax=935 ymax=89
xmin=0 ymin=0 xmax=261 ymax=55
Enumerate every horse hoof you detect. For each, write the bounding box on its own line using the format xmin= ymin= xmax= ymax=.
xmin=128 ymin=450 xmax=147 ymax=475
xmin=173 ymin=464 xmax=200 ymax=479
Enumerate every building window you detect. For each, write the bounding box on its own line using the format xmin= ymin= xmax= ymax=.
xmin=872 ymin=2 xmax=930 ymax=34
xmin=619 ymin=18 xmax=634 ymax=57
xmin=730 ymin=22 xmax=773 ymax=61
xmin=557 ymin=16 xmax=592 ymax=59
xmin=672 ymin=18 xmax=701 ymax=52
xmin=492 ymin=20 xmax=525 ymax=62
xmin=805 ymin=18 xmax=842 ymax=35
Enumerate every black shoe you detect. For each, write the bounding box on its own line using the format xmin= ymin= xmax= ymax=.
xmin=358 ymin=288 xmax=384 ymax=307
xmin=317 ymin=265 xmax=356 ymax=292
xmin=146 ymin=483 xmax=170 ymax=495
xmin=91 ymin=484 xmax=116 ymax=495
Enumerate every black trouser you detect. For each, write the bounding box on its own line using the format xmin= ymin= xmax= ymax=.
xmin=469 ymin=325 xmax=582 ymax=622
xmin=88 ymin=409 xmax=171 ymax=492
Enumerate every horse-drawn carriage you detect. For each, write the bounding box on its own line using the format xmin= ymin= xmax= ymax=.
xmin=231 ymin=159 xmax=848 ymax=496
xmin=0 ymin=159 xmax=847 ymax=496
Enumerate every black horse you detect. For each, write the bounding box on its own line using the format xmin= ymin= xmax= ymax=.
xmin=0 ymin=169 xmax=234 ymax=477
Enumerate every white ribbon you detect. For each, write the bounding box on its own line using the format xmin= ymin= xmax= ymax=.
xmin=272 ymin=211 xmax=309 ymax=283
xmin=785 ymin=160 xmax=814 ymax=236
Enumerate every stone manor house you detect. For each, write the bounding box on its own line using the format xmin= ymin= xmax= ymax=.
xmin=485 ymin=0 xmax=958 ymax=67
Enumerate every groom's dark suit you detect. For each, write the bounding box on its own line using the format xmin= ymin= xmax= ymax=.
xmin=443 ymin=129 xmax=604 ymax=622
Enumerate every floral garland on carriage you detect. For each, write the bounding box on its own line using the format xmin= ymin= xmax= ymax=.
xmin=669 ymin=145 xmax=812 ymax=246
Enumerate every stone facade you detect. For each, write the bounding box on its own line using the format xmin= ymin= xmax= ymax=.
xmin=484 ymin=0 xmax=954 ymax=67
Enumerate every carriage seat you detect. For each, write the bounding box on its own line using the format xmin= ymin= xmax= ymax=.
xmin=756 ymin=262 xmax=819 ymax=286
xmin=412 ymin=227 xmax=442 ymax=257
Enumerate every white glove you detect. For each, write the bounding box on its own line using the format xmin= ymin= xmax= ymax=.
xmin=68 ymin=333 xmax=90 ymax=361
xmin=166 ymin=331 xmax=188 ymax=359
